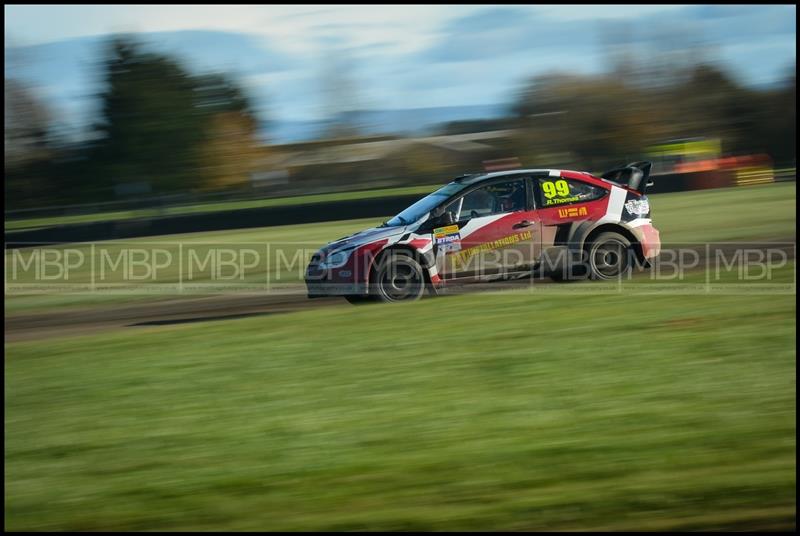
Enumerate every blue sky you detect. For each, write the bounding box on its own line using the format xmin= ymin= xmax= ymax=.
xmin=4 ymin=4 xmax=796 ymax=130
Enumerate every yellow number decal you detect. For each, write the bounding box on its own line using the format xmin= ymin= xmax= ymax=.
xmin=542 ymin=180 xmax=570 ymax=198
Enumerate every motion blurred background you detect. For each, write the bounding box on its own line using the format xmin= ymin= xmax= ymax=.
xmin=4 ymin=4 xmax=796 ymax=221
xmin=4 ymin=4 xmax=796 ymax=532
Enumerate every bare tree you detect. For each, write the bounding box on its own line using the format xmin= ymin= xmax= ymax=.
xmin=317 ymin=46 xmax=363 ymax=139
xmin=4 ymin=77 xmax=51 ymax=170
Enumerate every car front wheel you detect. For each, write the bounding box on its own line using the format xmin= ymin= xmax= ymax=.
xmin=371 ymin=251 xmax=426 ymax=302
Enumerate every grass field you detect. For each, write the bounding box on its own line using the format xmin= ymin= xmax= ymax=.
xmin=5 ymin=291 xmax=796 ymax=530
xmin=4 ymin=183 xmax=797 ymax=530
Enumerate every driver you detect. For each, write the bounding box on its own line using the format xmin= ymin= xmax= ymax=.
xmin=498 ymin=183 xmax=526 ymax=212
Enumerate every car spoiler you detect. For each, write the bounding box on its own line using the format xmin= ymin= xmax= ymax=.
xmin=601 ymin=161 xmax=653 ymax=194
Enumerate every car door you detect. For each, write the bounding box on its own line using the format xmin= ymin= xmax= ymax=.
xmin=435 ymin=177 xmax=541 ymax=281
xmin=532 ymin=173 xmax=610 ymax=253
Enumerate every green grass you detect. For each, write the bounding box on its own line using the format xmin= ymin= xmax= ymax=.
xmin=651 ymin=183 xmax=796 ymax=242
xmin=5 ymin=184 xmax=436 ymax=231
xmin=5 ymin=290 xmax=796 ymax=531
xmin=5 ymin=182 xmax=795 ymax=314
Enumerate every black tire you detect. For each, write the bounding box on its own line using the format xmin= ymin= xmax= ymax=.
xmin=585 ymin=232 xmax=633 ymax=280
xmin=370 ymin=251 xmax=426 ymax=303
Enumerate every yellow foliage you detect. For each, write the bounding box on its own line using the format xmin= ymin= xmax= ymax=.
xmin=199 ymin=111 xmax=266 ymax=191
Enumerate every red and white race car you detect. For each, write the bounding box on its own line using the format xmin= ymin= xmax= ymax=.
xmin=306 ymin=162 xmax=661 ymax=302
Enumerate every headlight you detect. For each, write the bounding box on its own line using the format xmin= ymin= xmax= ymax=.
xmin=319 ymin=249 xmax=352 ymax=269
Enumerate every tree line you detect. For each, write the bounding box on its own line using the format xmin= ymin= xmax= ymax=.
xmin=6 ymin=37 xmax=264 ymax=210
xmin=5 ymin=36 xmax=796 ymax=211
xmin=505 ymin=64 xmax=795 ymax=171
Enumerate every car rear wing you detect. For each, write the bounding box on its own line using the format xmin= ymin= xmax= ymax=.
xmin=601 ymin=161 xmax=653 ymax=194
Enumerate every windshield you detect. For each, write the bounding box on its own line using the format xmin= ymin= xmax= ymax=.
xmin=383 ymin=183 xmax=467 ymax=227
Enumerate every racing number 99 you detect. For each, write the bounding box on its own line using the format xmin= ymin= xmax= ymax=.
xmin=541 ymin=179 xmax=570 ymax=199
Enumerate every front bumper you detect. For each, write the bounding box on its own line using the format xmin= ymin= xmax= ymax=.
xmin=305 ymin=262 xmax=368 ymax=298
xmin=306 ymin=280 xmax=368 ymax=298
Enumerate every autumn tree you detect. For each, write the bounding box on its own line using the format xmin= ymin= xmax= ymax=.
xmin=514 ymin=73 xmax=664 ymax=170
xmin=194 ymin=73 xmax=265 ymax=191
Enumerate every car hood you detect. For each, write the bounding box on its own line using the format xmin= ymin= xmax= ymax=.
xmin=322 ymin=224 xmax=412 ymax=254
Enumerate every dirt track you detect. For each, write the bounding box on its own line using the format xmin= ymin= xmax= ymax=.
xmin=5 ymin=288 xmax=330 ymax=342
xmin=6 ymin=276 xmax=564 ymax=342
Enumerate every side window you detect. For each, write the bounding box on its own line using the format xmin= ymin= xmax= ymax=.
xmin=537 ymin=178 xmax=606 ymax=207
xmin=445 ymin=179 xmax=527 ymax=223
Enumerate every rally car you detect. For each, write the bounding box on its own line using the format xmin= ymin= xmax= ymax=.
xmin=305 ymin=162 xmax=661 ymax=303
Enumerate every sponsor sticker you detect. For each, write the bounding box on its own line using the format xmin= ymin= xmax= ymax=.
xmin=625 ymin=198 xmax=650 ymax=217
xmin=557 ymin=206 xmax=588 ymax=218
xmin=452 ymin=230 xmax=533 ymax=268
xmin=433 ymin=225 xmax=462 ymax=252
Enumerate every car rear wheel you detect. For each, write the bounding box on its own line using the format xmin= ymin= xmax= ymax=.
xmin=586 ymin=232 xmax=633 ymax=280
xmin=371 ymin=251 xmax=426 ymax=303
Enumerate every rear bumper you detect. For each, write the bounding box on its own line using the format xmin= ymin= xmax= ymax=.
xmin=634 ymin=223 xmax=661 ymax=260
